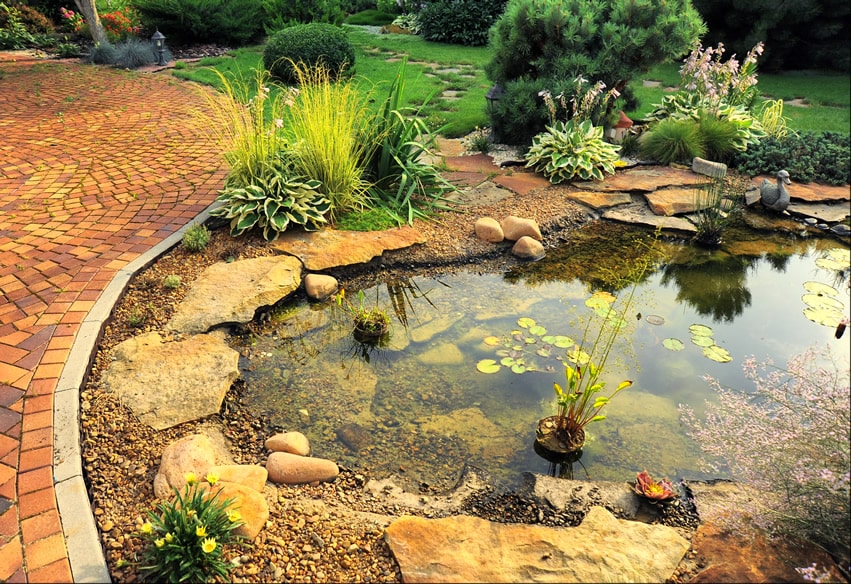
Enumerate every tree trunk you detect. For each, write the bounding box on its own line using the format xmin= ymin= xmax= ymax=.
xmin=73 ymin=0 xmax=108 ymax=45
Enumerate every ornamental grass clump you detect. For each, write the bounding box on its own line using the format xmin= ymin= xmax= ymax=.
xmin=679 ymin=347 xmax=850 ymax=567
xmin=135 ymin=472 xmax=248 ymax=583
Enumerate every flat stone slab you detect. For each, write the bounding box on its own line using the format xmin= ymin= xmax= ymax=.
xmin=168 ymin=255 xmax=302 ymax=334
xmin=493 ymin=172 xmax=551 ymax=196
xmin=272 ymin=226 xmax=425 ymax=271
xmin=565 ymin=190 xmax=633 ymax=210
xmin=443 ymin=153 xmax=499 ymax=173
xmin=573 ymin=166 xmax=704 ymax=193
xmin=102 ymin=332 xmax=240 ymax=430
xmin=752 ymin=176 xmax=850 ymax=203
xmin=787 ymin=201 xmax=851 ymax=223
xmin=384 ymin=507 xmax=689 ymax=583
xmin=603 ymin=202 xmax=697 ymax=233
xmin=443 ymin=171 xmax=489 ymax=188
xmin=645 ymin=187 xmax=711 ymax=216
xmin=446 ymin=181 xmax=514 ymax=206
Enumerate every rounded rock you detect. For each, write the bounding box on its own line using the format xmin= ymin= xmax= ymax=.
xmin=474 ymin=217 xmax=504 ymax=243
xmin=500 ymin=215 xmax=542 ymax=241
xmin=512 ymin=236 xmax=546 ymax=261
xmin=266 ymin=452 xmax=339 ymax=485
xmin=265 ymin=431 xmax=311 ymax=456
xmin=304 ymin=274 xmax=339 ymax=301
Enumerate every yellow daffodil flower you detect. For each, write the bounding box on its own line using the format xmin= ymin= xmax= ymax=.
xmin=205 ymin=472 xmax=219 ymax=485
xmin=201 ymin=538 xmax=217 ymax=554
xmin=155 ymin=538 xmax=164 ymax=548
xmin=227 ymin=509 xmax=241 ymax=523
xmin=184 ymin=472 xmax=197 ymax=485
xmin=196 ymin=525 xmax=207 ymax=538
xmin=140 ymin=522 xmax=152 ymax=535
xmin=165 ymin=532 xmax=174 ymax=543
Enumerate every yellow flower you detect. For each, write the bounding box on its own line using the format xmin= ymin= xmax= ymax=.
xmin=201 ymin=537 xmax=217 ymax=554
xmin=154 ymin=538 xmax=165 ymax=548
xmin=205 ymin=472 xmax=219 ymax=486
xmin=186 ymin=509 xmax=196 ymax=519
xmin=227 ymin=509 xmax=241 ymax=523
xmin=165 ymin=532 xmax=174 ymax=543
xmin=184 ymin=472 xmax=197 ymax=485
xmin=196 ymin=525 xmax=207 ymax=538
xmin=140 ymin=522 xmax=153 ymax=535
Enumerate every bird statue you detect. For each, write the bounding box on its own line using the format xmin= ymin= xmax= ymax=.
xmin=760 ymin=169 xmax=792 ymax=212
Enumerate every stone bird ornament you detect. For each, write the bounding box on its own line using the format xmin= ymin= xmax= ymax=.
xmin=760 ymin=169 xmax=791 ymax=212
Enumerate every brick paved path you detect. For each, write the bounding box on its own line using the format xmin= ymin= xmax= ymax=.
xmin=0 ymin=54 xmax=227 ymax=582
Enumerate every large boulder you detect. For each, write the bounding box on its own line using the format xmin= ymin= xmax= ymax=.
xmin=198 ymin=480 xmax=269 ymax=541
xmin=153 ymin=434 xmax=217 ymax=499
xmin=384 ymin=506 xmax=690 ymax=583
xmin=103 ymin=332 xmax=240 ymax=430
xmin=167 ymin=255 xmax=302 ymax=334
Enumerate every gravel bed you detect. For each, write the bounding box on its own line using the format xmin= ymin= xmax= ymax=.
xmin=80 ymin=182 xmax=702 ymax=582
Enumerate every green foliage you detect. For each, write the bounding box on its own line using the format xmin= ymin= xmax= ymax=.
xmin=0 ymin=3 xmax=36 ymax=49
xmin=362 ymin=59 xmax=456 ymax=224
xmin=0 ymin=2 xmax=53 ymax=34
xmin=163 ymin=274 xmax=182 ymax=289
xmin=418 ymin=0 xmax=507 ymax=46
xmin=390 ymin=12 xmax=420 ymax=33
xmin=486 ymin=0 xmax=705 ymax=93
xmin=731 ymin=132 xmax=851 ymax=186
xmin=263 ymin=23 xmax=355 ymax=83
xmin=345 ymin=9 xmax=395 ymax=25
xmin=689 ymin=174 xmax=750 ymax=248
xmin=335 ymin=207 xmax=398 ymax=231
xmin=261 ymin=0 xmax=343 ymax=33
xmin=136 ymin=473 xmax=247 ymax=583
xmin=133 ymin=0 xmax=264 ymax=44
xmin=283 ymin=62 xmax=372 ymax=218
xmin=341 ymin=0 xmax=379 ymax=12
xmin=525 ymin=119 xmax=621 ymax=183
xmin=182 ymin=222 xmax=211 ymax=252
xmin=335 ymin=288 xmax=390 ymax=336
xmin=488 ymin=77 xmax=567 ymax=145
xmin=113 ymin=37 xmax=158 ymax=69
xmin=638 ymin=118 xmax=705 ymax=165
xmin=211 ymin=155 xmax=330 ymax=240
xmin=54 ymin=41 xmax=82 ymax=58
xmin=697 ymin=113 xmax=746 ymax=163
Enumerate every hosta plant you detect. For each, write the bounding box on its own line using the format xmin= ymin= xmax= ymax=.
xmin=633 ymin=470 xmax=677 ymax=502
xmin=211 ymin=155 xmax=329 ymax=241
xmin=525 ymin=119 xmax=621 ymax=183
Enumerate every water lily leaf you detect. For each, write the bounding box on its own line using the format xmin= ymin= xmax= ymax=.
xmin=592 ymin=304 xmax=613 ymax=318
xmin=663 ymin=338 xmax=685 ymax=351
xmin=816 ymin=257 xmax=849 ymax=271
xmin=803 ymin=306 xmax=844 ymax=327
xmin=529 ymin=325 xmax=547 ymax=336
xmin=566 ymin=348 xmax=591 ymax=364
xmin=690 ymin=335 xmax=715 ymax=347
xmin=803 ymin=281 xmax=838 ymax=297
xmin=826 ymin=247 xmax=850 ymax=264
xmin=525 ymin=337 xmax=537 ymax=344
xmin=645 ymin=314 xmax=665 ymax=325
xmin=537 ymin=347 xmax=552 ymax=357
xmin=495 ymin=349 xmax=510 ymax=357
xmin=801 ymin=294 xmax=844 ymax=311
xmin=500 ymin=357 xmax=517 ymax=367
xmin=541 ymin=335 xmax=556 ymax=344
xmin=511 ymin=364 xmax=527 ymax=374
xmin=517 ymin=317 xmax=536 ymax=328
xmin=586 ymin=295 xmax=613 ymax=312
xmin=588 ymin=291 xmax=616 ymax=304
xmin=555 ymin=335 xmax=574 ymax=347
xmin=703 ymin=344 xmax=732 ymax=363
xmin=483 ymin=336 xmax=502 ymax=346
xmin=477 ymin=359 xmax=501 ymax=374
xmin=689 ymin=324 xmax=713 ymax=337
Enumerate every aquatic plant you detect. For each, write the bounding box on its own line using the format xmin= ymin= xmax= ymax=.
xmin=335 ymin=288 xmax=390 ymax=337
xmin=633 ymin=470 xmax=677 ymax=502
xmin=679 ymin=346 xmax=850 ymax=567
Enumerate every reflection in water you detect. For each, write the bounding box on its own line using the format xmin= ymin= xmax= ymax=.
xmin=533 ymin=442 xmax=589 ymax=480
xmin=660 ymin=254 xmax=757 ymax=322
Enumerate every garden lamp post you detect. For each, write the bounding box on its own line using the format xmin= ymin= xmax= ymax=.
xmin=485 ymin=84 xmax=504 ymax=114
xmin=151 ymin=28 xmax=167 ymax=66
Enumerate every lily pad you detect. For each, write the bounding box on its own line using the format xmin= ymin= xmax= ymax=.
xmin=536 ymin=347 xmax=552 ymax=358
xmin=815 ymin=257 xmax=849 ymax=271
xmin=702 ymin=344 xmax=732 ymax=363
xmin=826 ymin=247 xmax=851 ymax=264
xmin=689 ymin=323 xmax=713 ymax=337
xmin=500 ymin=356 xmax=519 ymax=367
xmin=645 ymin=315 xmax=665 ymax=326
xmin=511 ymin=364 xmax=527 ymax=374
xmin=589 ymin=290 xmax=617 ymax=304
xmin=802 ymin=294 xmax=845 ymax=311
xmin=529 ymin=325 xmax=547 ymax=336
xmin=803 ymin=281 xmax=839 ymax=297
xmin=690 ymin=335 xmax=715 ymax=348
xmin=586 ymin=295 xmax=613 ymax=313
xmin=663 ymin=338 xmax=685 ymax=351
xmin=517 ymin=317 xmax=536 ymax=328
xmin=483 ymin=336 xmax=502 ymax=346
xmin=803 ymin=306 xmax=844 ymax=327
xmin=477 ymin=359 xmax=501 ymax=374
xmin=566 ymin=348 xmax=591 ymax=365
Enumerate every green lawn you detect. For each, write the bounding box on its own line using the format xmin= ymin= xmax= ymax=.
xmin=171 ymin=27 xmax=849 ymax=138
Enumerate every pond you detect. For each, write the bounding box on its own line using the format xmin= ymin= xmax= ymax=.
xmin=231 ymin=223 xmax=850 ymax=493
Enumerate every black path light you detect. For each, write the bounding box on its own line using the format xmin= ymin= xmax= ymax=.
xmin=485 ymin=84 xmax=504 ymax=113
xmin=151 ymin=28 xmax=167 ymax=66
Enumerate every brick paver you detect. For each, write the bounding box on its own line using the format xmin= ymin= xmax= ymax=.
xmin=0 ymin=52 xmax=227 ymax=581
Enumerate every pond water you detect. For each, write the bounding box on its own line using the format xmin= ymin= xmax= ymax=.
xmin=231 ymin=223 xmax=850 ymax=493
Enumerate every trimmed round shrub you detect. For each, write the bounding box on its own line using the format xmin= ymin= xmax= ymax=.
xmin=263 ymin=23 xmax=355 ymax=83
xmin=418 ymin=0 xmax=507 ymax=46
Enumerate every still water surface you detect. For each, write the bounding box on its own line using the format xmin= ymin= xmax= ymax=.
xmin=233 ymin=225 xmax=850 ymax=492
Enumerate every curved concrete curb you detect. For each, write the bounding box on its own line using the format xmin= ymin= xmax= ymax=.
xmin=53 ymin=207 xmax=219 ymax=583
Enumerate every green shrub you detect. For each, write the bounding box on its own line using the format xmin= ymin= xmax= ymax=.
xmin=697 ymin=113 xmax=744 ymax=163
xmin=182 ymin=222 xmax=211 ymax=252
xmin=525 ymin=119 xmax=621 ymax=182
xmin=0 ymin=3 xmax=36 ymax=49
xmin=489 ymin=77 xmax=563 ymax=146
xmin=163 ymin=274 xmax=182 ymax=289
xmin=133 ymin=0 xmax=264 ymax=45
xmin=345 ymin=9 xmax=395 ymax=25
xmin=3 ymin=3 xmax=53 ymax=34
xmin=113 ymin=37 xmax=158 ymax=69
xmin=261 ymin=0 xmax=343 ymax=33
xmin=731 ymin=132 xmax=850 ymax=186
xmin=341 ymin=0 xmax=378 ymax=12
xmin=638 ymin=118 xmax=705 ymax=165
xmin=54 ymin=41 xmax=82 ymax=58
xmin=418 ymin=0 xmax=507 ymax=46
xmin=263 ymin=23 xmax=355 ymax=83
